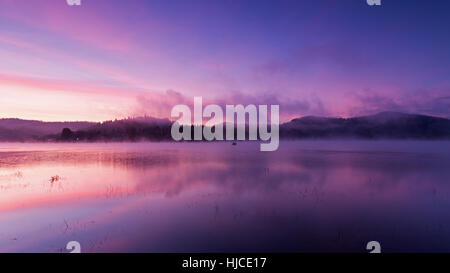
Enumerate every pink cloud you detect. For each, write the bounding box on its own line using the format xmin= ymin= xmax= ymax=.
xmin=0 ymin=0 xmax=139 ymax=53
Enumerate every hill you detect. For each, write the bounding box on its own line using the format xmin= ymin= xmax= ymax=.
xmin=0 ymin=118 xmax=95 ymax=141
xmin=280 ymin=112 xmax=450 ymax=139
xmin=0 ymin=112 xmax=449 ymax=142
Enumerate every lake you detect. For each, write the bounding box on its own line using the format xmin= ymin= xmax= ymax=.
xmin=0 ymin=141 xmax=449 ymax=252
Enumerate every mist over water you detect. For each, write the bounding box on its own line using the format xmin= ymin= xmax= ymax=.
xmin=0 ymin=141 xmax=449 ymax=252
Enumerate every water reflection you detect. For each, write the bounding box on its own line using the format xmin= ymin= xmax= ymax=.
xmin=0 ymin=141 xmax=449 ymax=252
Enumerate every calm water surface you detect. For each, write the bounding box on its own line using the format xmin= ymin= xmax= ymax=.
xmin=0 ymin=141 xmax=449 ymax=252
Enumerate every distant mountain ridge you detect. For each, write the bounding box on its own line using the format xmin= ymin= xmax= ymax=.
xmin=0 ymin=118 xmax=95 ymax=141
xmin=281 ymin=112 xmax=450 ymax=139
xmin=0 ymin=112 xmax=449 ymax=142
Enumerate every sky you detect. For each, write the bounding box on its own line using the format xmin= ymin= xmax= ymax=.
xmin=0 ymin=0 xmax=449 ymax=122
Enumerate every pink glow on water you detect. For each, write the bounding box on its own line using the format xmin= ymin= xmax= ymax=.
xmin=0 ymin=141 xmax=449 ymax=252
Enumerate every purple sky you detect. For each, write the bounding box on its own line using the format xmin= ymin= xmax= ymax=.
xmin=0 ymin=0 xmax=449 ymax=121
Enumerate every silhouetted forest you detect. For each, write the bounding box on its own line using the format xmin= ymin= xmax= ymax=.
xmin=280 ymin=112 xmax=450 ymax=139
xmin=1 ymin=112 xmax=449 ymax=142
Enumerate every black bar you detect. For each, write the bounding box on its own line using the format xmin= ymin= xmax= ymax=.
xmin=0 ymin=253 xmax=446 ymax=272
